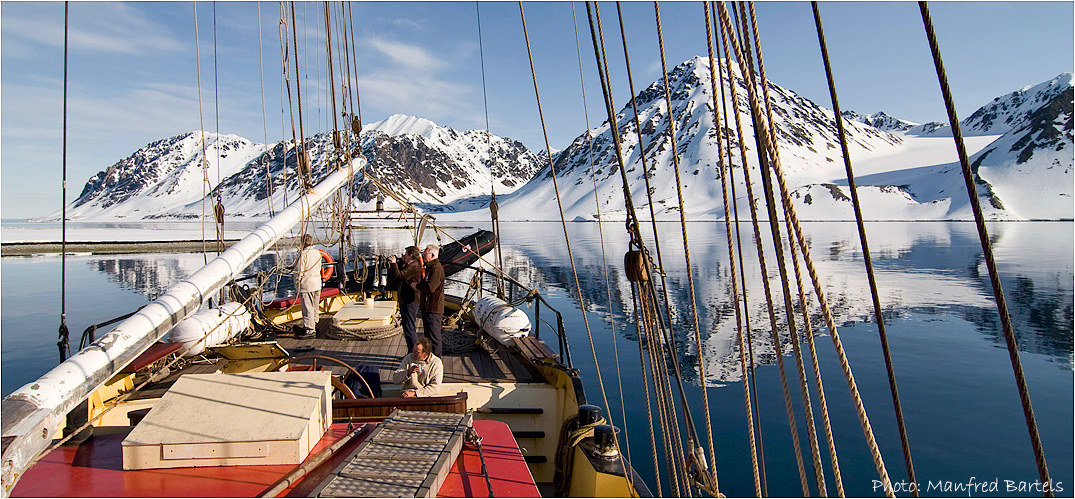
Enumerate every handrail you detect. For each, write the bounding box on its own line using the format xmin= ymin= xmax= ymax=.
xmin=445 ymin=266 xmax=573 ymax=369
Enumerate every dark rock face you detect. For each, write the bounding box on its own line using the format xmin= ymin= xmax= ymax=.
xmin=1009 ymin=87 xmax=1073 ymax=164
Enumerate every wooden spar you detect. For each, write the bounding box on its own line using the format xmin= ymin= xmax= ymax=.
xmin=0 ymin=157 xmax=365 ymax=497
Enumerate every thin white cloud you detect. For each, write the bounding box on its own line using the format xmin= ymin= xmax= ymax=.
xmin=1 ymin=2 xmax=183 ymax=56
xmin=368 ymin=37 xmax=445 ymax=72
xmin=391 ymin=18 xmax=423 ymax=30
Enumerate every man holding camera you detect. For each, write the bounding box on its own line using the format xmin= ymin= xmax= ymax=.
xmin=388 ymin=246 xmax=422 ymax=353
xmin=418 ymin=244 xmax=445 ymax=356
xmin=391 ymin=337 xmax=442 ymax=397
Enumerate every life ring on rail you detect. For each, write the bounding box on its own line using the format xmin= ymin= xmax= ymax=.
xmin=318 ymin=249 xmax=334 ymax=282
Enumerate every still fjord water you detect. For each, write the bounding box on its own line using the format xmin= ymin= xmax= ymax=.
xmin=2 ymin=221 xmax=1071 ymax=497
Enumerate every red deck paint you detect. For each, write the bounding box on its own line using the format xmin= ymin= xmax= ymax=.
xmin=12 ymin=420 xmax=537 ymax=498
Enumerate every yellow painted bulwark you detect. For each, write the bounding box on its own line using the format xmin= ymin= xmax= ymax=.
xmin=568 ymin=447 xmax=635 ymax=497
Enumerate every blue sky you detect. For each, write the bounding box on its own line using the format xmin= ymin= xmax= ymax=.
xmin=2 ymin=1 xmax=1072 ymax=220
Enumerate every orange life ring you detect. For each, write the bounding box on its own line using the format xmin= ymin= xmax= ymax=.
xmin=318 ymin=249 xmax=334 ymax=282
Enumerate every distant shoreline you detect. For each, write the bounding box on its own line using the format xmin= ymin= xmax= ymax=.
xmin=0 ymin=239 xmax=264 ymax=256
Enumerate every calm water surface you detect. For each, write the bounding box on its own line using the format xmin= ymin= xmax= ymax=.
xmin=2 ymin=221 xmax=1071 ymax=497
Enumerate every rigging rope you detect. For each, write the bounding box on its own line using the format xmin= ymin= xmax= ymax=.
xmin=652 ymin=5 xmax=719 ymax=494
xmin=473 ymin=1 xmax=507 ymax=300
xmin=257 ymin=2 xmax=276 ymax=218
xmin=193 ymin=2 xmax=211 ymax=266
xmin=734 ymin=3 xmax=829 ymax=494
xmin=701 ymin=3 xmax=761 ymax=495
xmin=588 ymin=2 xmax=695 ymax=494
xmin=518 ymin=3 xmax=624 ymax=490
xmin=572 ymin=1 xmax=633 ymax=468
xmin=716 ymin=2 xmax=896 ymax=495
xmin=58 ymin=0 xmax=71 ymax=363
xmin=918 ymin=3 xmax=1053 ymax=493
xmin=810 ymin=3 xmax=912 ymax=495
xmin=711 ymin=4 xmax=769 ymax=492
xmin=715 ymin=5 xmax=812 ymax=494
xmin=289 ymin=1 xmax=311 ymax=189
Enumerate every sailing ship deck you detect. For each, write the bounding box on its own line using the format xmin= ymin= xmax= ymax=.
xmin=137 ymin=321 xmax=547 ymax=400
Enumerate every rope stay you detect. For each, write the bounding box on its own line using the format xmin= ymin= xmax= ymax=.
xmin=586 ymin=1 xmax=723 ymax=495
xmin=714 ymin=5 xmax=813 ymax=494
xmin=810 ymin=3 xmax=914 ymax=495
xmin=918 ymin=2 xmax=1052 ymax=493
xmin=58 ymin=0 xmax=71 ymax=363
xmin=716 ymin=2 xmax=897 ymax=495
xmin=518 ymin=0 xmax=620 ymax=434
xmin=611 ymin=4 xmax=694 ymax=493
xmin=701 ymin=3 xmax=762 ymax=495
xmin=589 ymin=3 xmax=694 ymax=495
xmin=652 ymin=4 xmax=720 ymax=495
xmin=732 ymin=3 xmax=831 ymax=495
xmin=570 ymin=1 xmax=633 ymax=468
xmin=473 ymin=1 xmax=508 ymax=301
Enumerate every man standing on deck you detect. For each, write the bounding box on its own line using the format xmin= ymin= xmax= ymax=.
xmin=392 ymin=337 xmax=443 ymax=397
xmin=388 ymin=245 xmax=422 ymax=352
xmin=418 ymin=244 xmax=445 ymax=356
xmin=294 ymin=234 xmax=322 ymax=339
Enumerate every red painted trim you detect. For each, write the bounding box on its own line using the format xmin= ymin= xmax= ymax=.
xmin=12 ymin=421 xmax=537 ymax=498
xmin=119 ymin=342 xmax=183 ymax=373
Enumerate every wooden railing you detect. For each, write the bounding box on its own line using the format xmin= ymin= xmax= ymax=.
xmin=331 ymin=392 xmax=468 ymax=422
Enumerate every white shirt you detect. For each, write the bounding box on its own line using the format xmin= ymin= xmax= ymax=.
xmin=295 ymin=246 xmax=323 ymax=293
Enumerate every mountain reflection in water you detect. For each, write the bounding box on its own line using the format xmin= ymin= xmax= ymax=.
xmin=1 ymin=221 xmax=1071 ymax=496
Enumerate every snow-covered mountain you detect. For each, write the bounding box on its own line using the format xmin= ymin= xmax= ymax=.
xmin=478 ymin=56 xmax=905 ymax=222
xmin=842 ymin=110 xmax=918 ymax=132
xmin=49 ymin=59 xmax=1073 ymax=222
xmin=51 ymin=115 xmax=543 ymax=220
xmin=969 ymin=73 xmax=1074 ymax=219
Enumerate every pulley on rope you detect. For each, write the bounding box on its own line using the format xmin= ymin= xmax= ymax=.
xmin=624 ymin=250 xmax=648 ymax=283
xmin=213 ymin=195 xmax=225 ymax=225
xmin=350 ymin=115 xmax=362 ymax=136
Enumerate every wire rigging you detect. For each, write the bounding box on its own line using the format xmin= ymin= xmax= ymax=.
xmin=918 ymin=2 xmax=1052 ymax=493
xmin=58 ymin=0 xmax=71 ymax=363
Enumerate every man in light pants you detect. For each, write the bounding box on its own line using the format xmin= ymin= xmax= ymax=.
xmin=295 ymin=234 xmax=322 ymax=339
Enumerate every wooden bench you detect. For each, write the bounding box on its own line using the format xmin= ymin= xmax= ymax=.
xmin=513 ymin=336 xmax=559 ymax=364
xmin=331 ymin=392 xmax=468 ymax=423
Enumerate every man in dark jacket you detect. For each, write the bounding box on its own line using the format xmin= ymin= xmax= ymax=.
xmin=418 ymin=244 xmax=445 ymax=356
xmin=388 ymin=246 xmax=422 ymax=352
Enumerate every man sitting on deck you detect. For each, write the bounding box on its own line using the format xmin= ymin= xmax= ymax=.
xmin=392 ymin=337 xmax=443 ymax=398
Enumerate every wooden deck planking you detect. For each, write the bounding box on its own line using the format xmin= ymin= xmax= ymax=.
xmin=272 ymin=327 xmax=543 ymax=384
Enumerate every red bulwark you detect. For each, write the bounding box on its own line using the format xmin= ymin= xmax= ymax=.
xmin=12 ymin=420 xmax=538 ymax=498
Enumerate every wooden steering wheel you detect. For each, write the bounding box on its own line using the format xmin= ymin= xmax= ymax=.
xmin=281 ymin=354 xmax=376 ymax=399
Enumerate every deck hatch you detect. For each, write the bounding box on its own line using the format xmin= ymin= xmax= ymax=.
xmin=120 ymin=371 xmax=331 ymax=470
xmin=312 ymin=410 xmax=473 ymax=498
